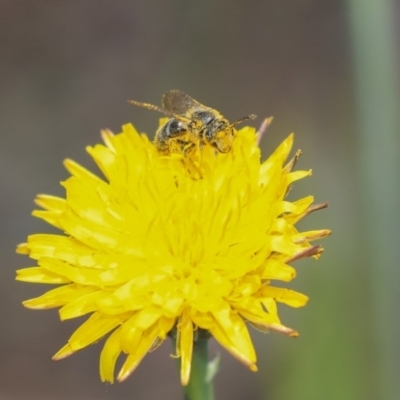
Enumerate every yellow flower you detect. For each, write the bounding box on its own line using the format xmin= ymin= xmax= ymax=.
xmin=16 ymin=122 xmax=330 ymax=385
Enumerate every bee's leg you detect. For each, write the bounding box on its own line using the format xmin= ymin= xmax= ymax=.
xmin=163 ymin=138 xmax=186 ymax=155
xmin=171 ymin=140 xmax=201 ymax=179
xmin=171 ymin=139 xmax=194 ymax=156
xmin=155 ymin=141 xmax=171 ymax=155
xmin=185 ymin=158 xmax=203 ymax=180
xmin=181 ymin=142 xmax=196 ymax=157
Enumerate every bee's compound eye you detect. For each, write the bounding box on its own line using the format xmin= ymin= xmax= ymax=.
xmin=166 ymin=119 xmax=187 ymax=138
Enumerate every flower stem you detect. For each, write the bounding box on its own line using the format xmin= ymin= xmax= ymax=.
xmin=179 ymin=330 xmax=215 ymax=400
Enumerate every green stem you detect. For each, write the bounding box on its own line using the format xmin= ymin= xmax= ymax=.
xmin=178 ymin=330 xmax=215 ymax=400
xmin=348 ymin=0 xmax=400 ymax=398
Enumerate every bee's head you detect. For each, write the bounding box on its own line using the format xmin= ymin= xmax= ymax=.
xmin=194 ymin=110 xmax=257 ymax=153
xmin=210 ymin=122 xmax=235 ymax=153
xmin=208 ymin=113 xmax=257 ymax=153
xmin=196 ymin=114 xmax=233 ymax=153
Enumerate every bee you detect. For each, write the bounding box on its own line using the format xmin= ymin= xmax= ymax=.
xmin=129 ymin=90 xmax=256 ymax=155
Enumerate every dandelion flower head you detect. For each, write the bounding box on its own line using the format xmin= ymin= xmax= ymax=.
xmin=17 ymin=119 xmax=330 ymax=385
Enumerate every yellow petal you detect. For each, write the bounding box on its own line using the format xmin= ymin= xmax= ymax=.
xmin=23 ymin=284 xmax=95 ymax=309
xmin=65 ymin=312 xmax=127 ymax=352
xmin=117 ymin=322 xmax=160 ymax=382
xmin=292 ymin=229 xmax=332 ymax=243
xmin=59 ymin=290 xmax=104 ymax=320
xmin=286 ymin=169 xmax=312 ymax=185
xmin=100 ymin=129 xmax=116 ymax=152
xmin=34 ymin=194 xmax=66 ymax=212
xmin=261 ymin=259 xmax=296 ymax=282
xmin=53 ymin=343 xmax=75 ymax=360
xmin=119 ymin=315 xmax=146 ymax=354
xmin=16 ymin=243 xmax=29 ymax=254
xmin=63 ymin=158 xmax=104 ymax=184
xmin=32 ymin=210 xmax=63 ymax=229
xmin=16 ymin=267 xmax=70 ymax=284
xmin=259 ymin=286 xmax=309 ymax=308
xmin=100 ymin=328 xmax=122 ymax=383
xmin=209 ymin=307 xmax=257 ymax=371
xmin=86 ymin=144 xmax=116 ymax=181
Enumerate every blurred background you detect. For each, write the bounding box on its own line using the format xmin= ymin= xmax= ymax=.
xmin=1 ymin=1 xmax=399 ymax=399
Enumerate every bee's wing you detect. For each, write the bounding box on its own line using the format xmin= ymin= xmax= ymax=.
xmin=162 ymin=90 xmax=204 ymax=114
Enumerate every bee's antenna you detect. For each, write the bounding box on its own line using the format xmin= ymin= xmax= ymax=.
xmin=231 ymin=114 xmax=257 ymax=127
xmin=128 ymin=100 xmax=170 ymax=115
xmin=128 ymin=100 xmax=191 ymax=122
